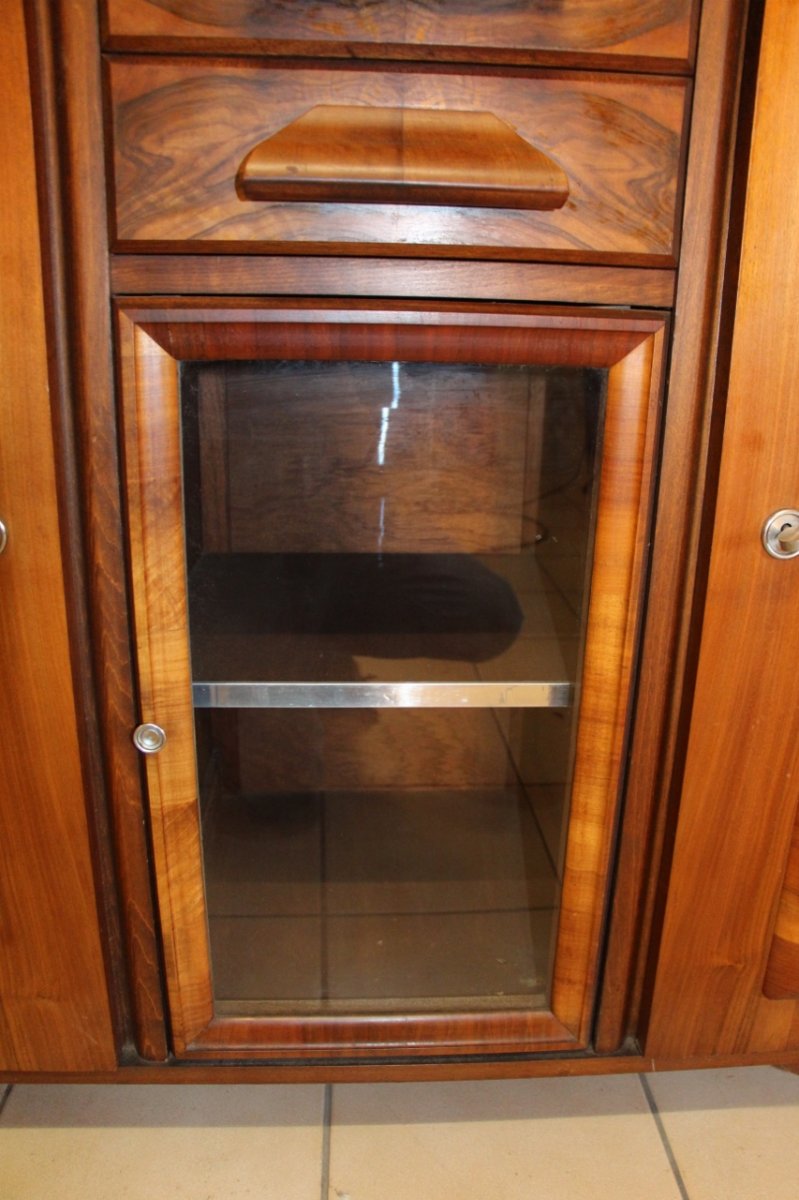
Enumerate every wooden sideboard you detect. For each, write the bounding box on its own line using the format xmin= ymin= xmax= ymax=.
xmin=2 ymin=0 xmax=798 ymax=1081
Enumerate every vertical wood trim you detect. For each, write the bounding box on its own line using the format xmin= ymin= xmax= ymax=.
xmin=119 ymin=315 xmax=215 ymax=1052
xmin=594 ymin=0 xmax=749 ymax=1052
xmin=646 ymin=0 xmax=799 ymax=1058
xmin=51 ymin=0 xmax=168 ymax=1060
xmin=552 ymin=332 xmax=662 ymax=1039
xmin=0 ymin=0 xmax=116 ymax=1072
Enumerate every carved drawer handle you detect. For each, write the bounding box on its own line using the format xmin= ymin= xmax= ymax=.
xmin=236 ymin=105 xmax=569 ymax=211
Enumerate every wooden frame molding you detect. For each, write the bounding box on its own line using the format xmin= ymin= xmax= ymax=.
xmin=117 ymin=299 xmax=663 ymax=1060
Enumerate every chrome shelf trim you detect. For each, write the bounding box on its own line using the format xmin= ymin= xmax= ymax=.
xmin=192 ymin=680 xmax=573 ymax=709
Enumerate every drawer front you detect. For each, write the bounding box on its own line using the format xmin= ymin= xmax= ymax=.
xmin=104 ymin=1 xmax=697 ymax=70
xmin=109 ymin=61 xmax=687 ymax=263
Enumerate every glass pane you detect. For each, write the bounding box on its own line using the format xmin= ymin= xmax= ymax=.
xmin=182 ymin=358 xmax=603 ymax=1014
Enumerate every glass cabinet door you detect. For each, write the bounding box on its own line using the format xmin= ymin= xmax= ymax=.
xmin=118 ymin=301 xmax=664 ymax=1060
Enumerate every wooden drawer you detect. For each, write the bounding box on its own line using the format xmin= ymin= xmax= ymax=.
xmin=103 ymin=1 xmax=698 ymax=72
xmin=108 ymin=60 xmax=688 ymax=263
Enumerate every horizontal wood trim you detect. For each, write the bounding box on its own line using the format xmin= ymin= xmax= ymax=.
xmin=5 ymin=1046 xmax=799 ymax=1084
xmin=184 ymin=1011 xmax=579 ymax=1060
xmin=102 ymin=0 xmax=697 ymax=71
xmin=109 ymin=59 xmax=686 ymax=261
xmin=110 ymin=256 xmax=676 ymax=306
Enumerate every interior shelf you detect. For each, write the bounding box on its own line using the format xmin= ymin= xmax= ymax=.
xmin=189 ymin=551 xmax=580 ymax=709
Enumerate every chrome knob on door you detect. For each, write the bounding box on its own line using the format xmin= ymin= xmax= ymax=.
xmin=133 ymin=723 xmax=167 ymax=754
xmin=0 ymin=518 xmax=7 ymax=555
xmin=762 ymin=509 xmax=799 ymax=558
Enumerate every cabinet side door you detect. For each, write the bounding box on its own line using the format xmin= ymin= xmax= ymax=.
xmin=0 ymin=0 xmax=116 ymax=1073
xmin=646 ymin=0 xmax=799 ymax=1058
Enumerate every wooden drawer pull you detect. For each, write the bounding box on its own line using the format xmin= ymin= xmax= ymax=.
xmin=236 ymin=105 xmax=569 ymax=210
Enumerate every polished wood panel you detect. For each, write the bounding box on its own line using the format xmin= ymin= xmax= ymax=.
xmin=0 ymin=0 xmax=116 ymax=1073
xmin=237 ymin=105 xmax=569 ymax=210
xmin=118 ymin=313 xmax=215 ymax=1052
xmin=646 ymin=0 xmax=799 ymax=1059
xmin=116 ymin=300 xmax=662 ymax=1059
xmin=103 ymin=0 xmax=697 ymax=71
xmin=109 ymin=61 xmax=686 ymax=262
xmin=594 ymin=0 xmax=749 ymax=1053
xmin=551 ymin=329 xmax=663 ymax=1040
xmin=110 ymin=257 xmax=677 ymax=307
xmin=45 ymin=0 xmax=169 ymax=1062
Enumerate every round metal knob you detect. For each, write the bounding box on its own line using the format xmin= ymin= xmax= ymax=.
xmin=0 ymin=519 xmax=7 ymax=555
xmin=762 ymin=509 xmax=799 ymax=559
xmin=133 ymin=723 xmax=167 ymax=754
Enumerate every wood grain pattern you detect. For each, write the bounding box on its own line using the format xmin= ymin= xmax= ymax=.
xmin=213 ymin=361 xmax=533 ymax=555
xmin=46 ymin=0 xmax=169 ymax=1062
xmin=593 ymin=0 xmax=749 ymax=1054
xmin=765 ymin=819 xmax=799 ymax=999
xmin=116 ymin=300 xmax=663 ymax=1059
xmin=0 ymin=0 xmax=116 ymax=1073
xmin=237 ymin=105 xmax=569 ymax=210
xmin=109 ymin=61 xmax=686 ymax=262
xmin=110 ymin=257 xmax=677 ymax=307
xmin=103 ymin=0 xmax=696 ymax=71
xmin=551 ymin=330 xmax=663 ymax=1040
xmin=118 ymin=313 xmax=216 ymax=1053
xmin=645 ymin=0 xmax=799 ymax=1059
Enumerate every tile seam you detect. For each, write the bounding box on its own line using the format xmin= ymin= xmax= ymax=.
xmin=320 ymin=1083 xmax=332 ymax=1200
xmin=639 ymin=1073 xmax=692 ymax=1200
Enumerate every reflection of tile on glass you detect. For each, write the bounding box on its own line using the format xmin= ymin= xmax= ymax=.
xmin=475 ymin=634 xmax=580 ymax=684
xmin=352 ymin=654 xmax=480 ymax=684
xmin=527 ymin=784 xmax=569 ymax=872
xmin=323 ymin=788 xmax=558 ymax=917
xmin=473 ymin=553 xmax=557 ymax=593
xmin=203 ymin=793 xmax=322 ymax=918
xmin=514 ymin=709 xmax=574 ymax=788
xmin=325 ymin=909 xmax=555 ymax=1005
xmin=209 ymin=915 xmax=322 ymax=1002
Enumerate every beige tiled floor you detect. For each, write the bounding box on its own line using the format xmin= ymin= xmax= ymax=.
xmin=1 ymin=1067 xmax=798 ymax=1199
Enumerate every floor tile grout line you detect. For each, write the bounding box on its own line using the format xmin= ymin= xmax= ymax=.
xmin=320 ymin=1083 xmax=332 ymax=1200
xmin=0 ymin=1085 xmax=12 ymax=1119
xmin=639 ymin=1074 xmax=692 ymax=1200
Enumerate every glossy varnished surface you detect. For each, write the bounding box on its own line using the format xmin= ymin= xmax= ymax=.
xmin=647 ymin=0 xmax=799 ymax=1058
xmin=109 ymin=61 xmax=686 ymax=262
xmin=103 ymin=0 xmax=697 ymax=71
xmin=110 ymin=257 xmax=677 ymax=307
xmin=594 ymin=0 xmax=749 ymax=1053
xmin=116 ymin=301 xmax=663 ymax=1058
xmin=0 ymin=0 xmax=116 ymax=1072
xmin=236 ymin=105 xmax=570 ymax=210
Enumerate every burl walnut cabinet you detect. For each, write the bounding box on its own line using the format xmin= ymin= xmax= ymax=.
xmin=2 ymin=0 xmax=799 ymax=1080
